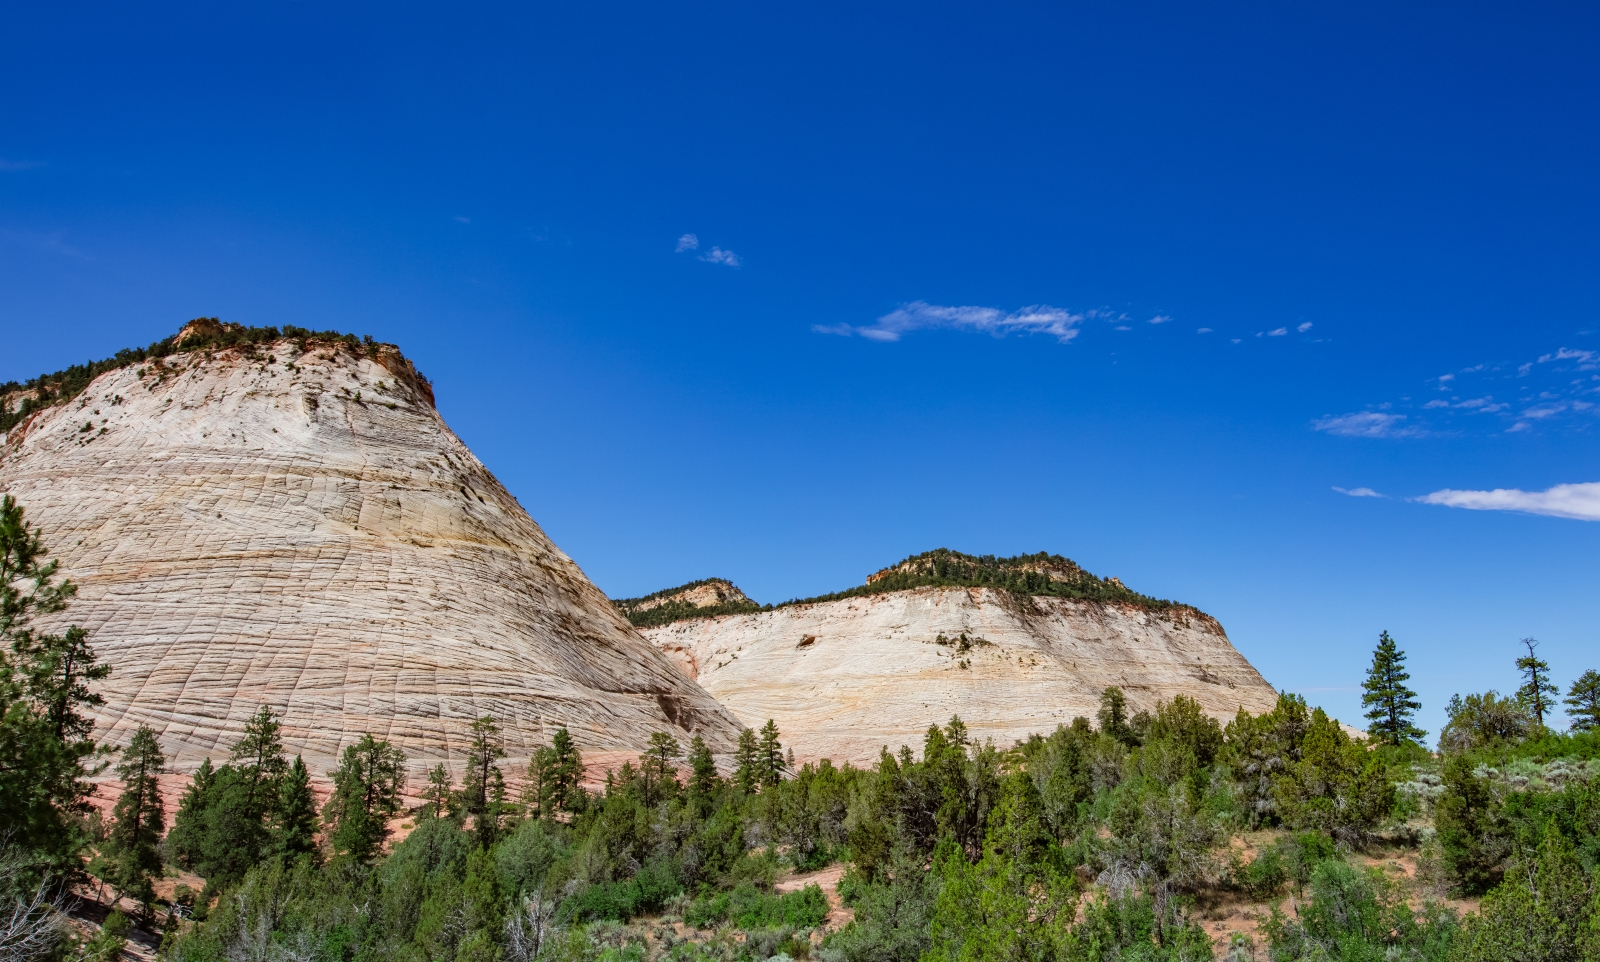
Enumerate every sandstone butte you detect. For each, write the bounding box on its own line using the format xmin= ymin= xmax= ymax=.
xmin=0 ymin=321 xmax=741 ymax=781
xmin=632 ymin=557 xmax=1283 ymax=767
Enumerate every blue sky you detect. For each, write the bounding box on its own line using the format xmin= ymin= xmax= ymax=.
xmin=3 ymin=2 xmax=1597 ymax=737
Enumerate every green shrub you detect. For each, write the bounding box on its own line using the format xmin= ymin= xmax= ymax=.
xmin=564 ymin=860 xmax=683 ymax=922
xmin=685 ymin=883 xmax=829 ymax=930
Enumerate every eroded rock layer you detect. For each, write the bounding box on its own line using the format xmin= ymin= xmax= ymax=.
xmin=0 ymin=335 xmax=740 ymax=775
xmin=644 ymin=587 xmax=1279 ymax=765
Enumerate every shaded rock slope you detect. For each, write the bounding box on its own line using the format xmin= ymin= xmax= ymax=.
xmin=640 ymin=553 xmax=1279 ymax=765
xmin=0 ymin=322 xmax=740 ymax=776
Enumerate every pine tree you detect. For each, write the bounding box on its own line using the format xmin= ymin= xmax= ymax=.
xmin=1097 ymin=687 xmax=1137 ymax=746
xmin=20 ymin=625 xmax=110 ymax=743
xmin=323 ymin=734 xmax=406 ymax=863
xmin=231 ymin=705 xmax=289 ymax=824
xmin=104 ymin=725 xmax=166 ymax=917
xmin=686 ymin=734 xmax=719 ymax=814
xmin=757 ymin=719 xmax=785 ymax=788
xmin=271 ymin=755 xmax=320 ymax=864
xmin=1361 ymin=630 xmax=1425 ymax=746
xmin=1564 ymin=670 xmax=1600 ymax=733
xmin=524 ymin=747 xmax=554 ymax=819
xmin=185 ymin=708 xmax=291 ymax=888
xmin=733 ymin=728 xmax=760 ymax=794
xmin=639 ymin=731 xmax=681 ymax=806
xmin=547 ymin=726 xmax=583 ymax=814
xmin=463 ymin=716 xmax=507 ymax=847
xmin=0 ymin=495 xmax=105 ymax=870
xmin=167 ymin=757 xmax=215 ymax=870
xmin=421 ymin=763 xmax=458 ymax=821
xmin=1515 ymin=637 xmax=1558 ymax=729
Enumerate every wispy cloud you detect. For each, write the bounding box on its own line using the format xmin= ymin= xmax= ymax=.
xmin=1537 ymin=347 xmax=1597 ymax=368
xmin=815 ymin=301 xmax=1087 ymax=344
xmin=1297 ymin=322 xmax=1313 ymax=333
xmin=1196 ymin=327 xmax=1213 ymax=334
xmin=1148 ymin=315 xmax=1172 ymax=325
xmin=0 ymin=159 xmax=41 ymax=172
xmin=1416 ymin=481 xmax=1600 ymax=521
xmin=1311 ymin=411 xmax=1422 ymax=439
xmin=675 ymin=233 xmax=740 ymax=266
xmin=1266 ymin=327 xmax=1288 ymax=337
xmin=1333 ymin=486 xmax=1385 ymax=498
xmin=454 ymin=215 xmax=471 ymax=224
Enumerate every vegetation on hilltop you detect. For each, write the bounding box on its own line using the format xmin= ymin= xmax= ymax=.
xmin=613 ymin=579 xmax=766 ymax=629
xmin=622 ymin=549 xmax=1185 ymax=627
xmin=0 ymin=318 xmax=417 ymax=435
xmin=784 ymin=547 xmax=1182 ymax=611
xmin=5 ymin=495 xmax=1600 ymax=961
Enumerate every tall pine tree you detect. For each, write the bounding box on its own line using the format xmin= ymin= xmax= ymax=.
xmin=0 ymin=495 xmax=106 ymax=870
xmin=271 ymin=755 xmax=320 ymax=864
xmin=1564 ymin=670 xmax=1600 ymax=733
xmin=639 ymin=731 xmax=681 ymax=806
xmin=686 ymin=734 xmax=719 ymax=815
xmin=547 ymin=726 xmax=583 ymax=814
xmin=1361 ymin=631 xmax=1425 ymax=746
xmin=733 ymin=728 xmax=760 ymax=794
xmin=167 ymin=757 xmax=215 ymax=870
xmin=104 ymin=725 xmax=166 ymax=917
xmin=463 ymin=716 xmax=507 ymax=847
xmin=1097 ymin=687 xmax=1137 ymax=747
xmin=1515 ymin=637 xmax=1558 ymax=728
xmin=322 ymin=734 xmax=405 ymax=863
xmin=757 ymin=719 xmax=785 ymax=788
xmin=420 ymin=763 xmax=459 ymax=821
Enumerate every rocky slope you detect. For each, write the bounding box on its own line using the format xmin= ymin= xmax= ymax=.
xmin=0 ymin=322 xmax=740 ymax=777
xmin=641 ymin=560 xmax=1279 ymax=765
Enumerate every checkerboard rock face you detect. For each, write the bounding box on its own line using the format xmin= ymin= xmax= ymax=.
xmin=0 ymin=337 xmax=740 ymax=777
xmin=644 ymin=587 xmax=1281 ymax=766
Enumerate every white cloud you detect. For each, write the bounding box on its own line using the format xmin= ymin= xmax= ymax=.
xmin=1416 ymin=481 xmax=1600 ymax=521
xmin=1297 ymin=322 xmax=1313 ymax=333
xmin=1311 ymin=411 xmax=1422 ymax=439
xmin=1333 ymin=486 xmax=1384 ymax=498
xmin=1196 ymin=327 xmax=1213 ymax=334
xmin=1423 ymin=399 xmax=1449 ymax=409
xmin=675 ymin=233 xmax=740 ymax=265
xmin=1148 ymin=315 xmax=1172 ymax=325
xmin=1114 ymin=325 xmax=1132 ymax=331
xmin=454 ymin=215 xmax=471 ymax=224
xmin=0 ymin=159 xmax=40 ymax=172
xmin=1231 ymin=338 xmax=1241 ymax=344
xmin=1538 ymin=347 xmax=1596 ymax=365
xmin=1267 ymin=327 xmax=1288 ymax=336
xmin=817 ymin=301 xmax=1087 ymax=344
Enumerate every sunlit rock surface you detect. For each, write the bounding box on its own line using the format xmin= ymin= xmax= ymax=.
xmin=644 ymin=586 xmax=1279 ymax=765
xmin=0 ymin=335 xmax=740 ymax=776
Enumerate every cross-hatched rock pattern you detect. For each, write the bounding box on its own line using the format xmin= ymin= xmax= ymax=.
xmin=644 ymin=587 xmax=1279 ymax=766
xmin=0 ymin=339 xmax=740 ymax=776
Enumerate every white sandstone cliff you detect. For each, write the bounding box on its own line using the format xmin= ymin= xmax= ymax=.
xmin=0 ymin=330 xmax=740 ymax=777
xmin=643 ymin=586 xmax=1279 ymax=766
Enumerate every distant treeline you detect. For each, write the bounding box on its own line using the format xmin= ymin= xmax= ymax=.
xmin=0 ymin=319 xmax=388 ymax=435
xmin=616 ymin=549 xmax=1181 ymax=628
